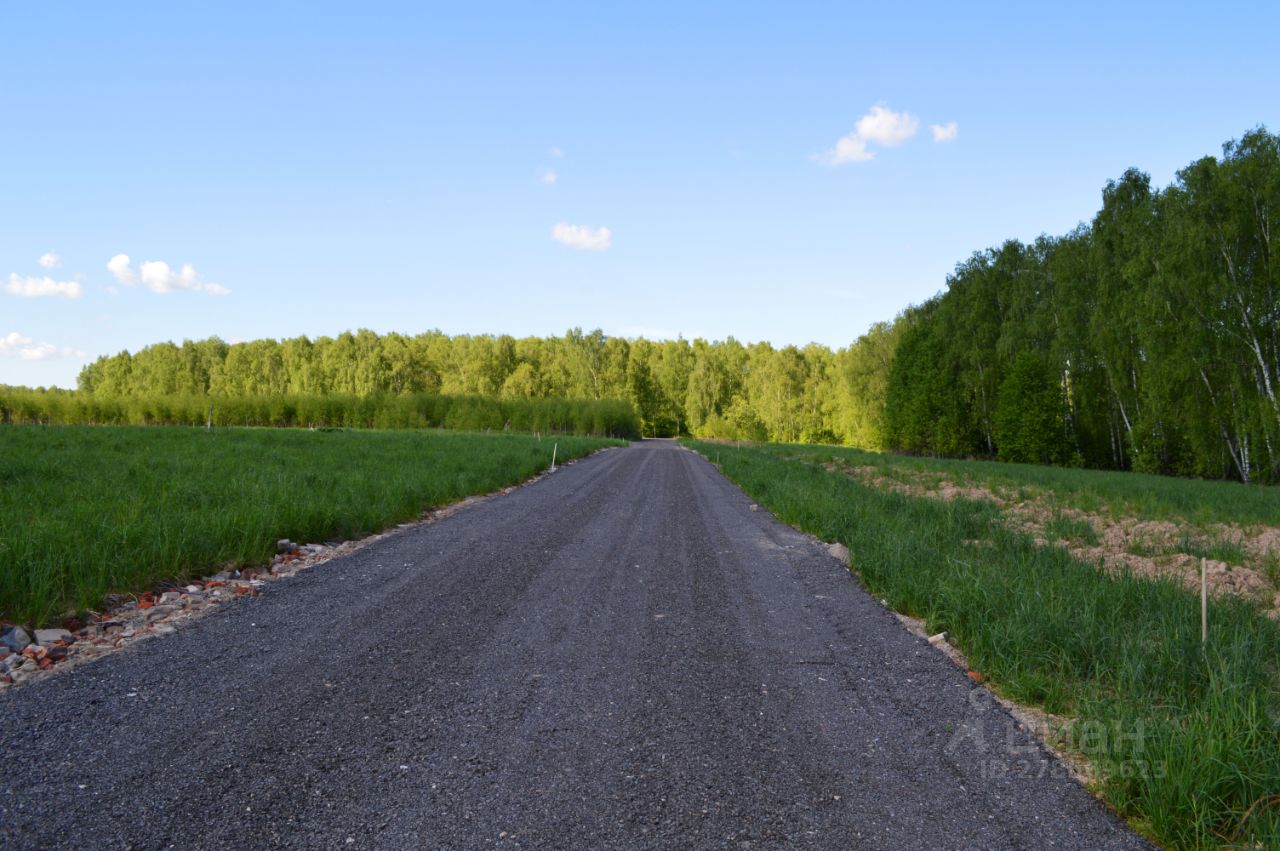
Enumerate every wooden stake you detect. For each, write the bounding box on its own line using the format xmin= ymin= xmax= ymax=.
xmin=551 ymin=442 xmax=558 ymax=472
xmin=1201 ymin=557 xmax=1208 ymax=645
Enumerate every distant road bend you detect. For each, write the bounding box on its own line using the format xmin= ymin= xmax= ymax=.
xmin=0 ymin=440 xmax=1146 ymax=848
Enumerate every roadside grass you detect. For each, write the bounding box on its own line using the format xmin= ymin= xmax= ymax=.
xmin=688 ymin=440 xmax=1280 ymax=849
xmin=765 ymin=443 xmax=1280 ymax=527
xmin=1 ymin=425 xmax=620 ymax=627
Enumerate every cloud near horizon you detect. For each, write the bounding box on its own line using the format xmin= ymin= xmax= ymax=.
xmin=820 ymin=104 xmax=920 ymax=165
xmin=0 ymin=331 xmax=86 ymax=361
xmin=107 ymin=254 xmax=230 ymax=295
xmin=551 ymin=223 xmax=612 ymax=251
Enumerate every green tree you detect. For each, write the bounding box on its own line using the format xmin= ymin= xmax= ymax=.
xmin=993 ymin=353 xmax=1071 ymax=464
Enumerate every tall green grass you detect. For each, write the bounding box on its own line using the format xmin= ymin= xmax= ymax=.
xmin=773 ymin=443 xmax=1280 ymax=527
xmin=0 ymin=387 xmax=640 ymax=440
xmin=688 ymin=440 xmax=1280 ymax=849
xmin=1 ymin=426 xmax=620 ymax=627
xmin=1044 ymin=512 xmax=1100 ymax=545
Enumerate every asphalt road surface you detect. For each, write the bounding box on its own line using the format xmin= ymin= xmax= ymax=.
xmin=0 ymin=440 xmax=1147 ymax=849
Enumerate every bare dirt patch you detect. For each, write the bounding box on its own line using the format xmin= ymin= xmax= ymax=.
xmin=825 ymin=457 xmax=1280 ymax=616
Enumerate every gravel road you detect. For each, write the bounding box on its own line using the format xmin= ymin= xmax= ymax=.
xmin=0 ymin=440 xmax=1147 ymax=849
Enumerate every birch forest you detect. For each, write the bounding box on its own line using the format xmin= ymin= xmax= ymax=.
xmin=886 ymin=127 xmax=1280 ymax=482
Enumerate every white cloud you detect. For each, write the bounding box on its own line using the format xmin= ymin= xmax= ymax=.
xmin=0 ymin=332 xmax=32 ymax=351
xmin=0 ymin=331 xmax=86 ymax=361
xmin=541 ymin=169 xmax=558 ymax=184
xmin=107 ymin=253 xmax=229 ymax=295
xmin=551 ymin=222 xmax=612 ymax=251
xmin=5 ymin=273 xmax=82 ymax=299
xmin=18 ymin=341 xmax=77 ymax=361
xmin=107 ymin=253 xmax=136 ymax=284
xmin=37 ymin=252 xmax=61 ymax=269
xmin=819 ymin=104 xmax=920 ymax=165
xmin=856 ymin=105 xmax=919 ymax=146
xmin=930 ymin=121 xmax=959 ymax=143
xmin=139 ymin=260 xmax=189 ymax=293
xmin=827 ymin=135 xmax=874 ymax=164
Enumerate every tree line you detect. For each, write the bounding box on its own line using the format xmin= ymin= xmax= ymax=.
xmin=73 ymin=327 xmax=899 ymax=446
xmin=886 ymin=127 xmax=1279 ymax=483
xmin=47 ymin=125 xmax=1280 ymax=481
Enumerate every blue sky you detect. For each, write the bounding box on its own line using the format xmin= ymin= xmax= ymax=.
xmin=3 ymin=1 xmax=1278 ymax=387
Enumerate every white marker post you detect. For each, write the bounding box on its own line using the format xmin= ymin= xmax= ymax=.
xmin=551 ymin=442 xmax=558 ymax=473
xmin=1201 ymin=557 xmax=1208 ymax=645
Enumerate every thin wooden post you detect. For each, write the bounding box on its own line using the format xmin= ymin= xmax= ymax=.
xmin=551 ymin=442 xmax=558 ymax=472
xmin=1201 ymin=558 xmax=1208 ymax=645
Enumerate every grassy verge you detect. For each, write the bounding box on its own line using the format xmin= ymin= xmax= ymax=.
xmin=687 ymin=440 xmax=1280 ymax=849
xmin=1 ymin=425 xmax=620 ymax=627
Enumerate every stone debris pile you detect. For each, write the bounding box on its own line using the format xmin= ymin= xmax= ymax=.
xmin=0 ymin=539 xmax=336 ymax=690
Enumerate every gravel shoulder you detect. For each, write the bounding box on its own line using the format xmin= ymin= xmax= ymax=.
xmin=0 ymin=441 xmax=1148 ymax=848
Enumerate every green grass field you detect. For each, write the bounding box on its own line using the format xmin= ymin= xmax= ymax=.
xmin=0 ymin=387 xmax=641 ymax=439
xmin=0 ymin=425 xmax=620 ymax=627
xmin=688 ymin=440 xmax=1280 ymax=850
